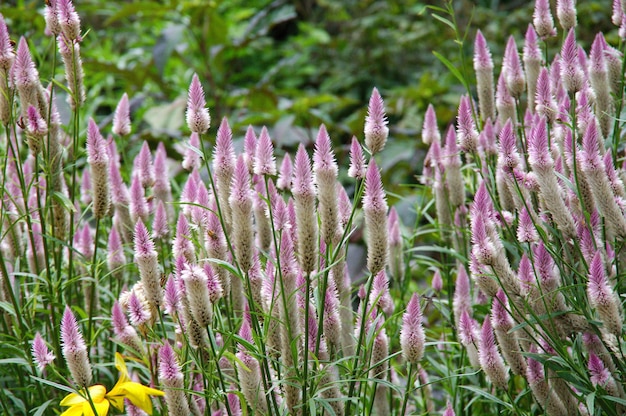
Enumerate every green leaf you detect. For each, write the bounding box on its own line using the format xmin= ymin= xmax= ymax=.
xmin=32 ymin=399 xmax=54 ymax=416
xmin=30 ymin=376 xmax=76 ymax=394
xmin=431 ymin=13 xmax=456 ymax=31
xmin=432 ymin=51 xmax=468 ymax=89
xmin=52 ymin=191 xmax=77 ymax=213
xmin=460 ymin=385 xmax=514 ymax=410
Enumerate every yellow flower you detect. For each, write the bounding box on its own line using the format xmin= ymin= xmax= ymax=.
xmin=60 ymin=353 xmax=164 ymax=416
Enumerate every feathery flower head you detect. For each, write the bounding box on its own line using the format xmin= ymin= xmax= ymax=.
xmin=588 ymin=353 xmax=611 ymax=386
xmin=57 ymin=0 xmax=81 ymax=41
xmin=479 ymin=315 xmax=509 ymax=389
xmin=348 ymin=136 xmax=367 ymax=179
xmin=581 ymin=121 xmax=602 ymax=171
xmin=292 ymin=144 xmax=315 ymax=197
xmin=474 ymin=30 xmax=493 ymax=71
xmin=534 ymin=241 xmax=557 ymax=287
xmin=517 ymin=206 xmax=539 ymax=243
xmin=363 ymin=159 xmax=387 ymax=214
xmin=364 ymin=87 xmax=389 ymax=155
xmin=526 ymin=347 xmax=545 ymax=384
xmin=129 ymin=175 xmax=148 ymax=224
xmin=44 ymin=0 xmax=61 ymax=37
xmin=524 ymin=25 xmax=542 ymax=62
xmin=504 ymin=36 xmax=525 ymax=98
xmin=127 ymin=291 xmax=151 ymax=327
xmin=458 ymin=310 xmax=478 ymax=346
xmin=533 ymin=0 xmax=557 ymax=39
xmin=61 ymin=306 xmax=92 ymax=387
xmin=443 ymin=401 xmax=456 ymax=416
xmin=158 ymin=342 xmax=182 ymax=385
xmin=133 ymin=220 xmax=156 ymax=258
xmin=32 ymin=332 xmax=55 ymax=371
xmin=163 ymin=275 xmax=180 ymax=316
xmin=456 ymin=95 xmax=479 ymax=152
xmin=13 ymin=37 xmax=39 ymax=89
xmin=112 ymin=93 xmax=131 ymax=136
xmin=479 ymin=118 xmax=497 ymax=156
xmin=313 ymin=124 xmax=338 ymax=178
xmin=528 ymin=117 xmax=552 ymax=169
xmin=388 ymin=206 xmax=401 ymax=246
xmin=431 ymin=269 xmax=443 ymax=292
xmin=86 ymin=118 xmax=109 ymax=165
xmin=561 ymin=28 xmax=585 ymax=94
xmin=26 ymin=105 xmax=48 ymax=140
xmin=443 ymin=125 xmax=461 ymax=168
xmin=422 ymin=104 xmax=441 ymax=145
xmin=136 ymin=142 xmax=155 ymax=189
xmin=498 ymin=119 xmax=521 ymax=171
xmin=231 ymin=154 xmax=253 ymax=207
xmin=535 ymin=68 xmax=557 ymax=122
xmin=253 ymin=126 xmax=276 ymax=176
xmin=186 ymin=73 xmax=210 ymax=133
xmin=400 ymin=293 xmax=425 ymax=364
xmin=182 ymin=264 xmax=213 ymax=327
xmin=277 ymin=152 xmax=293 ymax=190
xmin=556 ymin=0 xmax=577 ymax=31
xmin=471 ymin=213 xmax=496 ymax=266
xmin=370 ymin=270 xmax=394 ymax=315
xmin=214 ymin=117 xmax=235 ymax=174
xmin=0 ymin=14 xmax=14 ymax=72
xmin=152 ymin=201 xmax=169 ymax=240
xmin=243 ymin=125 xmax=257 ymax=172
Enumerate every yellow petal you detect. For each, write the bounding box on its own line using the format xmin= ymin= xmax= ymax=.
xmin=114 ymin=352 xmax=130 ymax=383
xmin=60 ymin=386 xmax=106 ymax=407
xmin=109 ymin=381 xmax=164 ymax=415
xmin=60 ymin=405 xmax=84 ymax=416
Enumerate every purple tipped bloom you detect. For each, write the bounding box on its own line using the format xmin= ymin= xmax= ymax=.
xmin=561 ymin=29 xmax=585 ymax=94
xmin=517 ymin=206 xmax=538 ymax=243
xmin=443 ymin=401 xmax=456 ymax=416
xmin=129 ymin=175 xmax=149 ymax=224
xmin=32 ymin=332 xmax=55 ymax=371
xmin=159 ymin=342 xmax=191 ymax=415
xmin=172 ymin=213 xmax=195 ymax=263
xmin=277 ymin=153 xmax=293 ymax=190
xmin=535 ymin=67 xmax=557 ymax=123
xmin=474 ymin=30 xmax=496 ymax=121
xmin=182 ymin=132 xmax=202 ymax=171
xmin=243 ymin=125 xmax=257 ymax=173
xmin=479 ymin=315 xmax=509 ymax=389
xmin=134 ymin=220 xmax=162 ymax=307
xmin=61 ymin=306 xmax=92 ymax=387
xmin=13 ymin=37 xmax=39 ymax=90
xmin=253 ymin=127 xmax=276 ymax=176
xmin=163 ymin=275 xmax=181 ymax=316
xmin=503 ymin=36 xmax=525 ymax=98
xmin=107 ymin=226 xmax=125 ymax=275
xmin=348 ymin=136 xmax=367 ymax=179
xmin=186 ymin=73 xmax=210 ymax=133
xmin=588 ymin=251 xmax=622 ymax=336
xmin=498 ymin=119 xmax=521 ymax=170
xmin=588 ymin=353 xmax=611 ymax=387
xmin=128 ymin=291 xmax=151 ymax=327
xmin=422 ymin=104 xmax=441 ymax=146
xmin=363 ymin=160 xmax=388 ymax=275
xmin=533 ymin=0 xmax=556 ymax=39
xmin=26 ymin=105 xmax=48 ymax=139
xmin=364 ymin=87 xmax=389 ymax=154
xmin=400 ymin=293 xmax=425 ymax=364
xmin=152 ymin=200 xmax=169 ymax=240
xmin=314 ymin=124 xmax=340 ymax=245
xmin=556 ymin=0 xmax=577 ymax=30
xmin=112 ymin=93 xmax=131 ymax=136
xmin=456 ymin=95 xmax=478 ymax=152
xmin=57 ymin=0 xmax=81 ymax=41
xmin=0 ymin=15 xmax=13 ymax=71
xmin=136 ymin=141 xmax=155 ymax=189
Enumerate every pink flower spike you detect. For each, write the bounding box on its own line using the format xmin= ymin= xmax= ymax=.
xmin=129 ymin=175 xmax=149 ymax=224
xmin=163 ymin=275 xmax=180 ymax=316
xmin=556 ymin=0 xmax=577 ymax=31
xmin=152 ymin=200 xmax=169 ymax=240
xmin=32 ymin=332 xmax=55 ymax=371
xmin=422 ymin=104 xmax=441 ymax=146
xmin=561 ymin=28 xmax=585 ymax=94
xmin=44 ymin=0 xmax=61 ymax=37
xmin=443 ymin=401 xmax=456 ymax=416
xmin=498 ymin=119 xmax=520 ymax=170
xmin=474 ymin=30 xmax=493 ymax=71
xmin=313 ymin=124 xmax=338 ymax=177
xmin=136 ymin=141 xmax=155 ymax=189
xmin=581 ymin=121 xmax=602 ymax=171
xmin=277 ymin=153 xmax=293 ymax=190
xmin=431 ymin=269 xmax=443 ymax=292
xmin=535 ymin=68 xmax=557 ymax=123
xmin=504 ymin=36 xmax=525 ymax=98
xmin=517 ymin=206 xmax=538 ymax=243
xmin=158 ymin=342 xmax=183 ymax=384
xmin=479 ymin=315 xmax=509 ymax=389
xmin=458 ymin=310 xmax=478 ymax=346
xmin=27 ymin=105 xmax=48 ymax=139
xmin=213 ymin=117 xmax=235 ymax=175
xmin=456 ymin=95 xmax=478 ymax=152
xmin=400 ymin=293 xmax=425 ymax=364
xmin=253 ymin=126 xmax=276 ymax=176
xmin=186 ymin=73 xmax=210 ymax=133
xmin=613 ymin=0 xmax=623 ymax=26
xmin=13 ymin=37 xmax=39 ymax=89
xmin=588 ymin=353 xmax=611 ymax=386
xmin=348 ymin=136 xmax=367 ymax=179
xmin=243 ymin=125 xmax=257 ymax=172
xmin=61 ymin=306 xmax=92 ymax=387
xmin=528 ymin=117 xmax=552 ymax=169
xmin=363 ymin=159 xmax=388 ymax=274
xmin=112 ymin=93 xmax=131 ymax=136
xmin=533 ymin=0 xmax=556 ymax=39
xmin=524 ymin=25 xmax=541 ymax=62
xmin=364 ymin=87 xmax=389 ymax=155
xmin=0 ymin=14 xmax=14 ymax=70
xmin=57 ymin=0 xmax=81 ymax=41
xmin=128 ymin=290 xmax=151 ymax=326
xmin=292 ymin=144 xmax=315 ymax=197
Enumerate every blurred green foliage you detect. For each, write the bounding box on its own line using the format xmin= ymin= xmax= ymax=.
xmin=1 ymin=0 xmax=619 ymax=196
